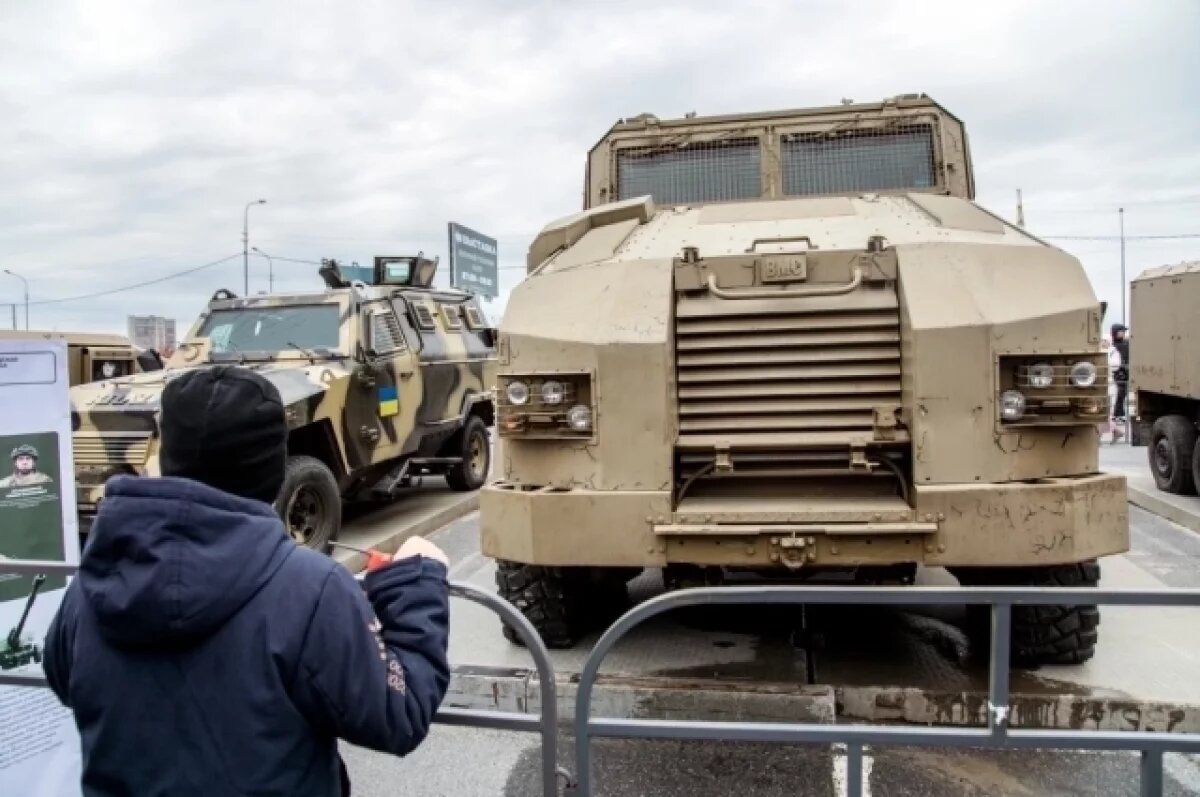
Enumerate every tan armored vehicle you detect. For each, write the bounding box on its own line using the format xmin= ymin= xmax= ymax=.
xmin=1129 ymin=262 xmax=1200 ymax=494
xmin=71 ymin=256 xmax=496 ymax=549
xmin=481 ymin=94 xmax=1127 ymax=665
xmin=0 ymin=330 xmax=161 ymax=385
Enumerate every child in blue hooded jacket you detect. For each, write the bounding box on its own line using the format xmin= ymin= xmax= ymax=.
xmin=44 ymin=365 xmax=451 ymax=796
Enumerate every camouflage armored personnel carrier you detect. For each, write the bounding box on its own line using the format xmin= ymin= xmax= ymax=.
xmin=481 ymin=94 xmax=1127 ymax=666
xmin=71 ymin=255 xmax=496 ymax=549
xmin=1128 ymin=262 xmax=1200 ymax=494
xmin=0 ymin=330 xmax=161 ymax=385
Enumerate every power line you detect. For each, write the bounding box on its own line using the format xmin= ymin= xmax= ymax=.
xmin=30 ymin=253 xmax=241 ymax=306
xmin=1044 ymin=233 xmax=1200 ymax=242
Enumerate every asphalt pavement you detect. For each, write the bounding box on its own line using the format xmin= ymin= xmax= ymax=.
xmin=340 ymin=497 xmax=1200 ymax=796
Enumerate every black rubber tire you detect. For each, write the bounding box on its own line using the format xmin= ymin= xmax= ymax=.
xmin=274 ymin=455 xmax=342 ymax=552
xmin=1149 ymin=415 xmax=1197 ymax=495
xmin=496 ymin=562 xmax=585 ymax=649
xmin=495 ymin=562 xmax=630 ymax=649
xmin=1193 ymin=439 xmax=1200 ymax=502
xmin=446 ymin=416 xmax=490 ymax=492
xmin=956 ymin=561 xmax=1100 ymax=668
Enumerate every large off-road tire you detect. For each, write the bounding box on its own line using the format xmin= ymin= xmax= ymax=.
xmin=495 ymin=562 xmax=630 ymax=649
xmin=1149 ymin=415 xmax=1197 ymax=495
xmin=275 ymin=455 xmax=342 ymax=552
xmin=1192 ymin=439 xmax=1200 ymax=502
xmin=445 ymin=416 xmax=490 ymax=492
xmin=956 ymin=561 xmax=1101 ymax=668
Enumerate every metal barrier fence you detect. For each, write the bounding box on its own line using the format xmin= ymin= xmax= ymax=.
xmin=570 ymin=584 xmax=1200 ymax=797
xmin=5 ymin=557 xmax=1200 ymax=797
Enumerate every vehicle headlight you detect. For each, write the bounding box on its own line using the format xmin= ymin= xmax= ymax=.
xmin=100 ymin=361 xmax=117 ymax=379
xmin=566 ymin=404 xmax=592 ymax=431
xmin=1069 ymin=361 xmax=1097 ymax=388
xmin=1028 ymin=362 xmax=1054 ymax=389
xmin=1000 ymin=390 xmax=1026 ymax=421
xmin=506 ymin=380 xmax=530 ymax=406
xmin=541 ymin=380 xmax=565 ymax=405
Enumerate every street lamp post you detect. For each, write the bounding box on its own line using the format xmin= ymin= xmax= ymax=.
xmin=242 ymin=199 xmax=267 ymax=295
xmin=1118 ymin=207 xmax=1126 ymax=325
xmin=4 ymin=269 xmax=29 ymax=330
xmin=252 ymin=247 xmax=275 ymax=294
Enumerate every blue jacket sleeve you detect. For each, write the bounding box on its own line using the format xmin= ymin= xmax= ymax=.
xmin=291 ymin=556 xmax=450 ymax=756
xmin=42 ymin=586 xmax=75 ymax=707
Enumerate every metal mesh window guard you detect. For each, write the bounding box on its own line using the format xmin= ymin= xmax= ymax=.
xmin=616 ymin=138 xmax=761 ymax=204
xmin=782 ymin=125 xmax=937 ymax=196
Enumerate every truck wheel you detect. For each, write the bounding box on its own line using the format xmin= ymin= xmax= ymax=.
xmin=1150 ymin=415 xmax=1197 ymax=494
xmin=275 ymin=456 xmax=342 ymax=551
xmin=495 ymin=562 xmax=585 ymax=649
xmin=446 ymin=416 xmax=490 ymax=492
xmin=1193 ymin=440 xmax=1200 ymax=500
xmin=956 ymin=561 xmax=1101 ymax=668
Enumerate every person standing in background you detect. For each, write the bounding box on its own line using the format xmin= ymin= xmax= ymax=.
xmin=1110 ymin=323 xmax=1130 ymax=442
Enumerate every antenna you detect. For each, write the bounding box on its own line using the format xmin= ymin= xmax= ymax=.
xmin=1016 ymin=188 xmax=1026 ymax=228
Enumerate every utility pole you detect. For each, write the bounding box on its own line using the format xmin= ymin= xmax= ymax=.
xmin=252 ymin=247 xmax=275 ymax=293
xmin=9 ymin=304 xmax=15 ymax=330
xmin=1016 ymin=188 xmax=1025 ymax=228
xmin=4 ymin=269 xmax=29 ymax=329
xmin=1119 ymin=207 xmax=1126 ymax=325
xmin=242 ymin=199 xmax=267 ymax=296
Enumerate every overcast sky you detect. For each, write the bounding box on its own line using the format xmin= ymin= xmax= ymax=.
xmin=1 ymin=0 xmax=1197 ymax=335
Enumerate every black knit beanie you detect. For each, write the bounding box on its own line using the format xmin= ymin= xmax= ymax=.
xmin=159 ymin=366 xmax=287 ymax=504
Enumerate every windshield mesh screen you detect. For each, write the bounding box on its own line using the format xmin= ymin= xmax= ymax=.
xmin=616 ymin=138 xmax=761 ymax=204
xmin=781 ymin=125 xmax=936 ymax=196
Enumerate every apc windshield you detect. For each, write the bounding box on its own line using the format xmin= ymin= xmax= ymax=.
xmin=198 ymin=304 xmax=341 ymax=357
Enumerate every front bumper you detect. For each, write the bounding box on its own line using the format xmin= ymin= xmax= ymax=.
xmin=480 ymin=473 xmax=1129 ymax=568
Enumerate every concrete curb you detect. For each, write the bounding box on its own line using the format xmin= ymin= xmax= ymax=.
xmin=334 ymin=494 xmax=479 ymax=572
xmin=444 ymin=667 xmax=1200 ymax=733
xmin=1127 ymin=484 xmax=1200 ymax=535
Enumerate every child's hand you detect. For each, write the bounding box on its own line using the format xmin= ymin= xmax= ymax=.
xmin=394 ymin=536 xmax=449 ymax=568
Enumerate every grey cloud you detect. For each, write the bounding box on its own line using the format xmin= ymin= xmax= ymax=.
xmin=0 ymin=0 xmax=1196 ymax=332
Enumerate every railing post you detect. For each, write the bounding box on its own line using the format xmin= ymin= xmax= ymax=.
xmin=1140 ymin=749 xmax=1164 ymax=797
xmin=446 ymin=582 xmax=563 ymax=797
xmin=846 ymin=742 xmax=864 ymax=797
xmin=988 ymin=602 xmax=1012 ymax=739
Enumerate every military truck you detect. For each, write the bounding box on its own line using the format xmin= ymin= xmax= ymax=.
xmin=481 ymin=94 xmax=1127 ymax=666
xmin=0 ymin=330 xmax=160 ymax=385
xmin=1128 ymin=262 xmax=1200 ymax=494
xmin=71 ymin=255 xmax=496 ymax=549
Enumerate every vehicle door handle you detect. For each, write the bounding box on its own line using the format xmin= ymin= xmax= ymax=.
xmin=399 ymin=370 xmax=414 ymax=379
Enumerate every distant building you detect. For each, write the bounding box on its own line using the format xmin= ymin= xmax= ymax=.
xmin=127 ymin=315 xmax=176 ymax=353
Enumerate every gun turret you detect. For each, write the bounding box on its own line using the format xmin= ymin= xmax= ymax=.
xmin=7 ymin=573 xmax=45 ymax=650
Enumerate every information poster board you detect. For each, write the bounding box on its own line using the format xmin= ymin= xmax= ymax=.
xmin=0 ymin=340 xmax=82 ymax=796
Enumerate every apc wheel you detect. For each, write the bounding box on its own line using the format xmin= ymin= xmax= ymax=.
xmin=495 ymin=563 xmax=631 ymax=649
xmin=1192 ymin=440 xmax=1200 ymax=501
xmin=496 ymin=562 xmax=585 ymax=649
xmin=956 ymin=561 xmax=1101 ymax=668
xmin=446 ymin=416 xmax=490 ymax=492
xmin=1150 ymin=415 xmax=1196 ymax=495
xmin=275 ymin=456 xmax=342 ymax=551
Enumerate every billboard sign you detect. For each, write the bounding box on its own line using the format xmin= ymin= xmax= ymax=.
xmin=448 ymin=222 xmax=499 ymax=299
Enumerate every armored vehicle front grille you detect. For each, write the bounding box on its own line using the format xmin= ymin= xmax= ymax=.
xmin=72 ymin=432 xmax=152 ymax=468
xmin=674 ymin=288 xmax=903 ymax=452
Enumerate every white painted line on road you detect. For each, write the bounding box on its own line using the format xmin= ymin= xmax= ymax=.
xmin=1166 ymin=753 xmax=1200 ymax=793
xmin=448 ymin=551 xmax=493 ymax=583
xmin=832 ymin=743 xmax=873 ymax=797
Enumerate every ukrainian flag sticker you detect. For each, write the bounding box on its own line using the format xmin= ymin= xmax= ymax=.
xmin=378 ymin=385 xmax=399 ymax=418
